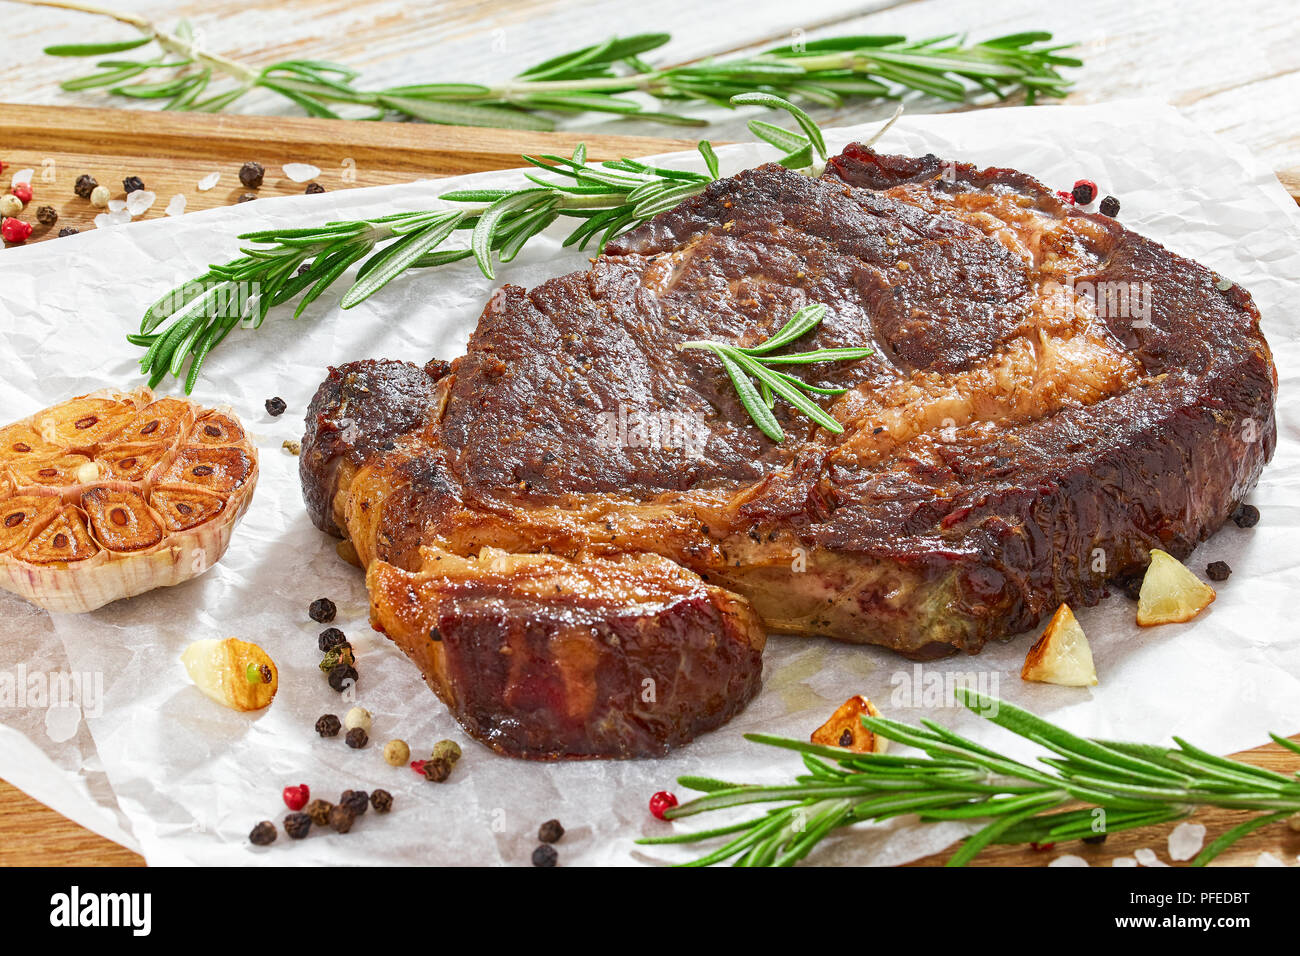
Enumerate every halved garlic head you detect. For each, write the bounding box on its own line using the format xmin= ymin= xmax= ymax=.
xmin=1022 ymin=603 xmax=1098 ymax=686
xmin=1136 ymin=549 xmax=1216 ymax=626
xmin=811 ymin=695 xmax=888 ymax=754
xmin=0 ymin=387 xmax=258 ymax=613
xmin=182 ymin=638 xmax=278 ymax=711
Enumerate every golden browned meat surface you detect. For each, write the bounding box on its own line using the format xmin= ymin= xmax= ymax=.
xmin=302 ymin=147 xmax=1276 ymax=758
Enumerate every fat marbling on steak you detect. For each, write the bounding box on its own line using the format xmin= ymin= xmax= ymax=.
xmin=301 ymin=145 xmax=1276 ymax=759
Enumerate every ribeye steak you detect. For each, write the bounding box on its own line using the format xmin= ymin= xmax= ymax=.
xmin=301 ymin=146 xmax=1276 ymax=759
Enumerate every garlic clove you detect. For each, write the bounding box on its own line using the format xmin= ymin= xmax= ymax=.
xmin=1137 ymin=549 xmax=1216 ymax=626
xmin=811 ymin=695 xmax=888 ymax=754
xmin=1022 ymin=603 xmax=1098 ymax=686
xmin=182 ymin=638 xmax=278 ymax=711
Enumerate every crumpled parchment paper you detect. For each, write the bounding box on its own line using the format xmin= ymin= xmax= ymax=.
xmin=0 ymin=99 xmax=1297 ymax=866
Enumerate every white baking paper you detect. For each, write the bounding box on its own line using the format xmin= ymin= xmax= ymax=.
xmin=1 ymin=100 xmax=1298 ymax=866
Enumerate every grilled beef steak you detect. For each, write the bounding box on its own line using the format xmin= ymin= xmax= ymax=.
xmin=302 ymin=146 xmax=1277 ymax=759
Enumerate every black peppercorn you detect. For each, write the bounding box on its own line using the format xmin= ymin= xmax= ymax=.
xmin=1098 ymin=195 xmax=1120 ymax=217
xmin=57 ymin=227 xmax=79 ymax=237
xmin=249 ymin=820 xmax=277 ymax=845
xmin=305 ymin=182 xmax=325 ymax=194
xmin=315 ymin=713 xmax=342 ymax=737
xmin=306 ymin=799 xmax=334 ymax=826
xmin=328 ymin=663 xmax=358 ymax=692
xmin=328 ymin=804 xmax=356 ymax=833
xmin=370 ymin=789 xmax=393 ymax=813
xmin=122 ymin=176 xmax=145 ymax=194
xmin=1081 ymin=833 xmax=1108 ymax=845
xmin=1071 ymin=181 xmax=1097 ymax=205
xmin=318 ymin=627 xmax=347 ymax=652
xmin=1206 ymin=560 xmax=1231 ymax=582
xmin=237 ymin=192 xmax=257 ymax=203
xmin=345 ymin=726 xmax=368 ymax=749
xmin=265 ymin=396 xmax=287 ymax=417
xmin=1231 ymin=503 xmax=1260 ymax=528
xmin=340 ymin=789 xmax=369 ymax=816
xmin=283 ymin=811 xmax=311 ymax=839
xmin=538 ymin=819 xmax=564 ymax=843
xmin=297 ymin=262 xmax=312 ymax=276
xmin=422 ymin=757 xmax=451 ymax=782
xmin=309 ymin=597 xmax=336 ymax=622
xmin=35 ymin=205 xmax=57 ymax=226
xmin=73 ymin=174 xmax=98 ymax=199
xmin=239 ymin=161 xmax=265 ymax=188
xmin=532 ymin=844 xmax=558 ymax=867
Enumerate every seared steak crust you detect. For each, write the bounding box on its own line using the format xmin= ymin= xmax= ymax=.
xmin=302 ymin=146 xmax=1276 ymax=755
xmin=368 ymin=548 xmax=765 ymax=759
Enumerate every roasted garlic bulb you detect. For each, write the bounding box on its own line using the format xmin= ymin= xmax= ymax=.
xmin=0 ymin=387 xmax=258 ymax=613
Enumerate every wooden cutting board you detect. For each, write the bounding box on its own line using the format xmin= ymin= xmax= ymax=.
xmin=0 ymin=103 xmax=1296 ymax=868
xmin=0 ymin=103 xmax=698 ymax=239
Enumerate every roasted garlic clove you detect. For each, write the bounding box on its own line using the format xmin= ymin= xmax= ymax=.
xmin=811 ymin=695 xmax=888 ymax=754
xmin=1136 ymin=549 xmax=1216 ymax=626
xmin=182 ymin=638 xmax=278 ymax=711
xmin=1022 ymin=603 xmax=1098 ymax=686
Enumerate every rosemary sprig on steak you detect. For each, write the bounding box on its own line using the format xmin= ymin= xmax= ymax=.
xmin=131 ymin=96 xmax=848 ymax=392
xmin=26 ymin=1 xmax=1079 ymax=126
xmin=638 ymin=689 xmax=1300 ymax=867
xmin=679 ymin=304 xmax=872 ymax=441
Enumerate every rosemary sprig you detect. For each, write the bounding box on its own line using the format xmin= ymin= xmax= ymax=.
xmin=637 ymin=689 xmax=1300 ymax=867
xmin=22 ymin=0 xmax=1080 ymax=127
xmin=132 ymin=96 xmax=847 ymax=392
xmin=679 ymin=304 xmax=872 ymax=441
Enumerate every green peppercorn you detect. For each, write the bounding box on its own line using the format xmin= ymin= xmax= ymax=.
xmin=319 ymin=643 xmax=355 ymax=673
xmin=431 ymin=739 xmax=462 ymax=765
xmin=305 ymin=799 xmax=333 ymax=826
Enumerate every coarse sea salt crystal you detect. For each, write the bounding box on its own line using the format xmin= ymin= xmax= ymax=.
xmin=282 ymin=162 xmax=320 ymax=183
xmin=165 ymin=194 xmax=187 ymax=217
xmin=1255 ymin=852 xmax=1286 ymax=867
xmin=126 ymin=190 xmax=156 ymax=216
xmin=108 ymin=199 xmax=127 ymax=213
xmin=1134 ymin=847 xmax=1169 ymax=867
xmin=93 ymin=211 xmax=131 ymax=229
xmin=197 ymin=172 xmax=221 ymax=191
xmin=1112 ymin=857 xmax=1138 ymax=867
xmin=1167 ymin=821 xmax=1206 ymax=861
xmin=1048 ymin=854 xmax=1089 ymax=867
xmin=10 ymin=168 xmax=34 ymax=186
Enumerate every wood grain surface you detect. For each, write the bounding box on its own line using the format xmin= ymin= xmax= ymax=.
xmin=1 ymin=0 xmax=1298 ymax=867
